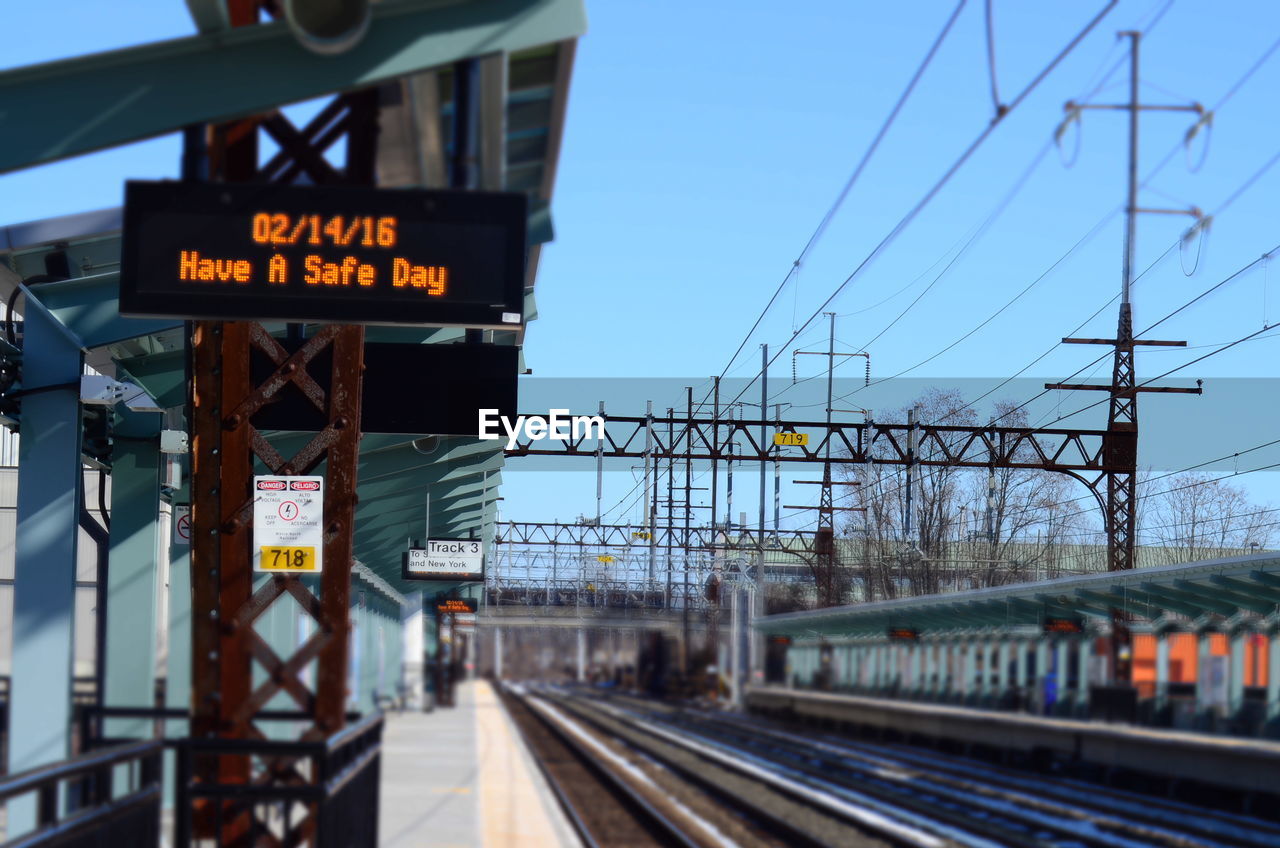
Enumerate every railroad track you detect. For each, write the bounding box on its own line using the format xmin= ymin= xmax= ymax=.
xmin=520 ymin=686 xmax=1280 ymax=848
xmin=501 ymin=684 xmax=895 ymax=847
xmin=497 ymin=684 xmax=704 ymax=847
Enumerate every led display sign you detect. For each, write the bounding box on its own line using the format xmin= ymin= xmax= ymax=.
xmin=887 ymin=627 xmax=920 ymax=641
xmin=436 ymin=598 xmax=478 ymax=614
xmin=119 ymin=181 xmax=527 ymax=328
xmin=1043 ymin=617 xmax=1085 ymax=635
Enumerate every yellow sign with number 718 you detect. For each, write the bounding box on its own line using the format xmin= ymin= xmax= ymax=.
xmin=260 ymin=546 xmax=319 ymax=572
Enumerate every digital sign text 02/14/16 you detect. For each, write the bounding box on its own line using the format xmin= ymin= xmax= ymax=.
xmin=251 ymin=212 xmax=398 ymax=248
xmin=176 ymin=249 xmax=448 ymax=294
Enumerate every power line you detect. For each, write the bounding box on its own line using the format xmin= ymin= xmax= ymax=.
xmin=854 ymin=140 xmax=1058 ymax=355
xmin=894 ymin=22 xmax=1280 ymax=428
xmin=828 ymin=3 xmax=1174 ymax=376
xmin=714 ymin=0 xmax=970 ymax=386
xmin=724 ymin=1 xmax=1119 ymax=411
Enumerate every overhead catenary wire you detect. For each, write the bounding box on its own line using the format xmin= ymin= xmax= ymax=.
xmin=576 ymin=4 xmax=1280 ymax=545
xmin=628 ymin=2 xmax=1128 ymax=537
xmin=816 ymin=242 xmax=1280 ymax=523
xmin=714 ymin=0 xmax=970 ymax=388
xmin=927 ymin=126 xmax=1280 ymax=431
xmin=836 ymin=1 xmax=1175 ymax=375
xmin=725 ymin=1 xmax=1119 ymax=412
xmin=865 ymin=18 xmax=1280 ymax=430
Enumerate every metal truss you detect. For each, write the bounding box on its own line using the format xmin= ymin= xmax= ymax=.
xmin=189 ymin=87 xmax=376 ymax=845
xmin=504 ymin=413 xmax=1122 ymax=473
xmin=494 ymin=520 xmax=816 ymax=552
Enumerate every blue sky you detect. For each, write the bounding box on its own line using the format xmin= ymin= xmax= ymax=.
xmin=4 ymin=0 xmax=1279 ymax=535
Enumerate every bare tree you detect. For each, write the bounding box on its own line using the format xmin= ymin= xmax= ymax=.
xmin=838 ymin=389 xmax=1105 ymax=598
xmin=838 ymin=389 xmax=981 ymax=598
xmin=1141 ymin=472 xmax=1274 ymax=562
xmin=956 ymin=401 xmax=1093 ymax=586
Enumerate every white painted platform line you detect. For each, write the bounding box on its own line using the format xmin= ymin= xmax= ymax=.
xmin=475 ymin=681 xmax=582 ymax=848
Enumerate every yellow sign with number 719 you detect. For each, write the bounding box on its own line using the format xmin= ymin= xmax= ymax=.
xmin=260 ymin=546 xmax=319 ymax=572
xmin=773 ymin=431 xmax=808 ymax=446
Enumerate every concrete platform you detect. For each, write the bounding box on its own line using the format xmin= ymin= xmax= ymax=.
xmin=378 ymin=680 xmax=580 ymax=848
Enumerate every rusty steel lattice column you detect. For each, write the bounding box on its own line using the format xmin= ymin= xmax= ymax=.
xmin=1103 ymin=302 xmax=1139 ymax=575
xmin=188 ymin=89 xmax=378 ymax=843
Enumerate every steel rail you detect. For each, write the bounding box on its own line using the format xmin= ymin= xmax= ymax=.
xmin=537 ymin=688 xmax=947 ymax=848
xmin=635 ymin=698 xmax=1280 ymax=848
xmin=499 ymin=685 xmax=704 ymax=848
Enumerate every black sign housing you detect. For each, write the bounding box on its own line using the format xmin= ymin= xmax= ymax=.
xmin=120 ymin=181 xmax=527 ymax=328
xmin=249 ymin=341 xmax=517 ymax=435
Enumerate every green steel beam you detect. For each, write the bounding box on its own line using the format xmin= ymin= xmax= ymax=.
xmin=104 ymin=419 xmax=164 ymax=743
xmin=1194 ymin=578 xmax=1277 ymax=615
xmin=1074 ymin=589 xmax=1161 ymax=620
xmin=8 ymin=299 xmax=84 ymax=829
xmin=0 ymin=0 xmax=587 ymax=174
xmin=27 ymin=275 xmax=176 ymax=349
xmin=117 ymin=349 xmax=187 ymax=409
xmin=1172 ymin=580 xmax=1243 ymax=615
xmin=1137 ymin=584 xmax=1209 ymax=618
xmin=1250 ymin=570 xmax=1280 ymax=590
xmin=1212 ymin=574 xmax=1280 ymax=605
xmin=356 ymin=491 xmax=494 ymax=538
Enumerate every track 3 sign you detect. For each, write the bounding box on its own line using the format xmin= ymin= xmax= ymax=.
xmin=120 ymin=181 xmax=527 ymax=328
xmin=253 ymin=476 xmax=324 ymax=573
xmin=402 ymin=540 xmax=484 ymax=581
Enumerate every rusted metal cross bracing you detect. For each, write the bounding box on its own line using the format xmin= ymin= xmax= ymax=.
xmin=189 ymin=88 xmax=373 ymax=846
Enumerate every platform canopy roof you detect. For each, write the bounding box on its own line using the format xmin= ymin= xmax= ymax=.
xmin=0 ymin=0 xmax=587 ymax=596
xmin=757 ymin=552 xmax=1280 ymax=638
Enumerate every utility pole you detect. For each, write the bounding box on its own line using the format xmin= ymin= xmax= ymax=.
xmin=645 ymin=401 xmax=656 ymax=585
xmin=1051 ymin=30 xmax=1204 ymax=686
xmin=711 ymin=377 xmax=720 ymax=534
xmin=786 ymin=313 xmax=866 ymax=606
xmin=986 ymin=417 xmax=997 ymax=584
xmin=595 ymin=400 xmax=604 ymax=524
xmin=756 ymin=345 xmax=767 ymax=677
xmin=725 ymin=406 xmax=734 ymax=532
xmin=904 ymin=407 xmax=916 ymax=545
xmin=666 ymin=408 xmax=675 ymax=609
xmin=683 ymin=387 xmax=693 ymax=679
xmin=818 ymin=313 xmax=837 ymax=604
xmin=773 ymin=403 xmax=782 ymax=536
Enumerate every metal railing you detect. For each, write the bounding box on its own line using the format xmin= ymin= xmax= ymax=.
xmin=0 ymin=738 xmax=162 ymax=847
xmin=173 ymin=713 xmax=383 ymax=847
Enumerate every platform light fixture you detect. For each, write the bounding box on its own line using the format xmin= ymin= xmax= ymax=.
xmin=284 ymin=0 xmax=370 ymax=55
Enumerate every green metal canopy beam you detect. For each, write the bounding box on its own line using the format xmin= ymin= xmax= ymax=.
xmin=761 ymin=555 xmax=1280 ymax=638
xmin=0 ymin=0 xmax=588 ymax=174
xmin=1173 ymin=579 xmax=1243 ymax=615
xmin=1075 ymin=589 xmax=1161 ymax=620
xmin=1138 ymin=584 xmax=1217 ymax=618
xmin=1188 ymin=582 xmax=1275 ymax=615
xmin=1212 ymin=574 xmax=1280 ymax=605
xmin=356 ymin=485 xmax=496 ymax=536
xmin=27 ymin=275 xmax=176 ymax=349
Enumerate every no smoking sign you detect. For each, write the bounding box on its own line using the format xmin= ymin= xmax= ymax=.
xmin=253 ymin=476 xmax=324 ymax=573
xmin=173 ymin=506 xmax=192 ymax=546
